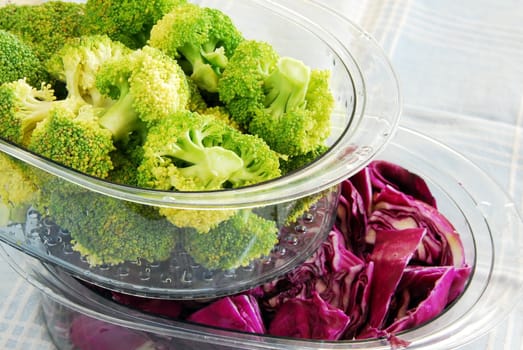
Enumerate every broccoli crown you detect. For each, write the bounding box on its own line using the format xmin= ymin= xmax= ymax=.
xmin=137 ymin=111 xmax=281 ymax=191
xmin=95 ymin=45 xmax=189 ymax=144
xmin=0 ymin=152 xmax=38 ymax=208
xmin=217 ymin=40 xmax=279 ymax=129
xmin=47 ymin=35 xmax=132 ymax=107
xmin=27 ymin=104 xmax=116 ymax=179
xmin=45 ymin=190 xmax=179 ymax=266
xmin=0 ymin=30 xmax=48 ymax=87
xmin=202 ymin=106 xmax=240 ymax=130
xmin=159 ymin=207 xmax=236 ymax=234
xmin=279 ymin=143 xmax=329 ymax=175
xmin=82 ymin=0 xmax=187 ymax=49
xmin=248 ymin=65 xmax=334 ymax=157
xmin=0 ymin=2 xmax=85 ymax=62
xmin=186 ymin=78 xmax=208 ymax=113
xmin=0 ymin=79 xmax=57 ymax=146
xmin=185 ymin=209 xmax=279 ymax=270
xmin=149 ymin=3 xmax=243 ymax=93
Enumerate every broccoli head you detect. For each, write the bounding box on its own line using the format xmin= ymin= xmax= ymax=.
xmin=82 ymin=0 xmax=187 ymax=49
xmin=185 ymin=209 xmax=279 ymax=270
xmin=0 ymin=30 xmax=48 ymax=87
xmin=0 ymin=1 xmax=85 ymax=62
xmin=279 ymin=144 xmax=329 ymax=175
xmin=46 ymin=35 xmax=132 ymax=108
xmin=0 ymin=152 xmax=39 ymax=224
xmin=219 ymin=40 xmax=335 ymax=157
xmin=95 ymin=45 xmax=190 ymax=145
xmin=249 ymin=66 xmax=334 ymax=157
xmin=137 ymin=111 xmax=281 ymax=191
xmin=0 ymin=79 xmax=58 ymax=146
xmin=218 ymin=40 xmax=279 ymax=129
xmin=149 ymin=3 xmax=243 ymax=93
xmin=27 ymin=104 xmax=116 ymax=179
xmin=45 ymin=189 xmax=179 ymax=266
xmin=159 ymin=207 xmax=236 ymax=234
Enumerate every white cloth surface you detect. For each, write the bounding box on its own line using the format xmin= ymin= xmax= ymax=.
xmin=1 ymin=0 xmax=523 ymax=349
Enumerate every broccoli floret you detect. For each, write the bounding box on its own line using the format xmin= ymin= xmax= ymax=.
xmin=249 ymin=67 xmax=334 ymax=156
xmin=202 ymin=106 xmax=240 ymax=130
xmin=219 ymin=40 xmax=334 ymax=157
xmin=149 ymin=3 xmax=243 ymax=93
xmin=218 ymin=40 xmax=279 ymax=129
xmin=279 ymin=144 xmax=329 ymax=175
xmin=47 ymin=35 xmax=132 ymax=108
xmin=0 ymin=152 xmax=39 ymax=224
xmin=27 ymin=104 xmax=115 ymax=179
xmin=159 ymin=207 xmax=236 ymax=234
xmin=0 ymin=1 xmax=85 ymax=63
xmin=82 ymin=0 xmax=187 ymax=49
xmin=186 ymin=78 xmax=208 ymax=113
xmin=106 ymin=143 xmax=144 ymax=187
xmin=137 ymin=111 xmax=281 ymax=191
xmin=0 ymin=79 xmax=59 ymax=146
xmin=185 ymin=209 xmax=279 ymax=270
xmin=95 ymin=45 xmax=190 ymax=144
xmin=0 ymin=30 xmax=48 ymax=87
xmin=45 ymin=190 xmax=179 ymax=266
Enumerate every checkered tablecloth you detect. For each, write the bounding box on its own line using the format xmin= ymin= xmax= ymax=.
xmin=1 ymin=1 xmax=522 ymax=349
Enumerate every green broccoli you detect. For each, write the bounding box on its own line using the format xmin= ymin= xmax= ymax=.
xmin=186 ymin=78 xmax=208 ymax=113
xmin=95 ymin=45 xmax=190 ymax=145
xmin=46 ymin=35 xmax=132 ymax=108
xmin=0 ymin=152 xmax=39 ymax=224
xmin=217 ymin=40 xmax=279 ymax=129
xmin=202 ymin=106 xmax=240 ymax=130
xmin=279 ymin=144 xmax=329 ymax=175
xmin=0 ymin=30 xmax=48 ymax=87
xmin=184 ymin=209 xmax=279 ymax=270
xmin=219 ymin=40 xmax=335 ymax=157
xmin=82 ymin=0 xmax=187 ymax=49
xmin=44 ymin=189 xmax=179 ymax=266
xmin=137 ymin=110 xmax=281 ymax=191
xmin=0 ymin=79 xmax=59 ymax=146
xmin=149 ymin=3 xmax=244 ymax=93
xmin=159 ymin=207 xmax=236 ymax=234
xmin=27 ymin=104 xmax=116 ymax=179
xmin=249 ymin=66 xmax=334 ymax=157
xmin=0 ymin=1 xmax=85 ymax=63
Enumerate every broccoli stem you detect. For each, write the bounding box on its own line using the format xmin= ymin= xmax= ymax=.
xmin=179 ymin=42 xmax=222 ymax=93
xmin=162 ymin=129 xmax=244 ymax=188
xmin=264 ymin=57 xmax=311 ymax=118
xmin=98 ymin=85 xmax=142 ymax=143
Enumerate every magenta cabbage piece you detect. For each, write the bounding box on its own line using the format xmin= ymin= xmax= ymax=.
xmin=111 ymin=292 xmax=183 ymax=319
xmin=362 ymin=228 xmax=426 ymax=333
xmin=367 ymin=186 xmax=465 ymax=267
xmin=70 ymin=314 xmax=163 ymax=350
xmin=268 ymin=292 xmax=350 ymax=340
xmin=186 ymin=294 xmax=266 ymax=334
xmin=93 ymin=160 xmax=472 ymax=348
xmin=367 ymin=160 xmax=437 ymax=208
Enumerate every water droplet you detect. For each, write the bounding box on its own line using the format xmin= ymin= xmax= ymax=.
xmin=224 ymin=269 xmax=236 ymax=278
xmin=285 ymin=234 xmax=299 ymax=245
xmin=181 ymin=270 xmax=193 ymax=284
xmin=117 ymin=266 xmax=130 ymax=277
xmin=295 ymin=225 xmax=307 ymax=234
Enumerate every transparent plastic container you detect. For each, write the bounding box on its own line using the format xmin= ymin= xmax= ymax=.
xmin=2 ymin=127 xmax=522 ymax=350
xmin=0 ymin=0 xmax=401 ymax=298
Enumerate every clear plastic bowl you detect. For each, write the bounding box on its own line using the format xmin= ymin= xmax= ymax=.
xmin=2 ymin=127 xmax=522 ymax=350
xmin=0 ymin=0 xmax=401 ymax=298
